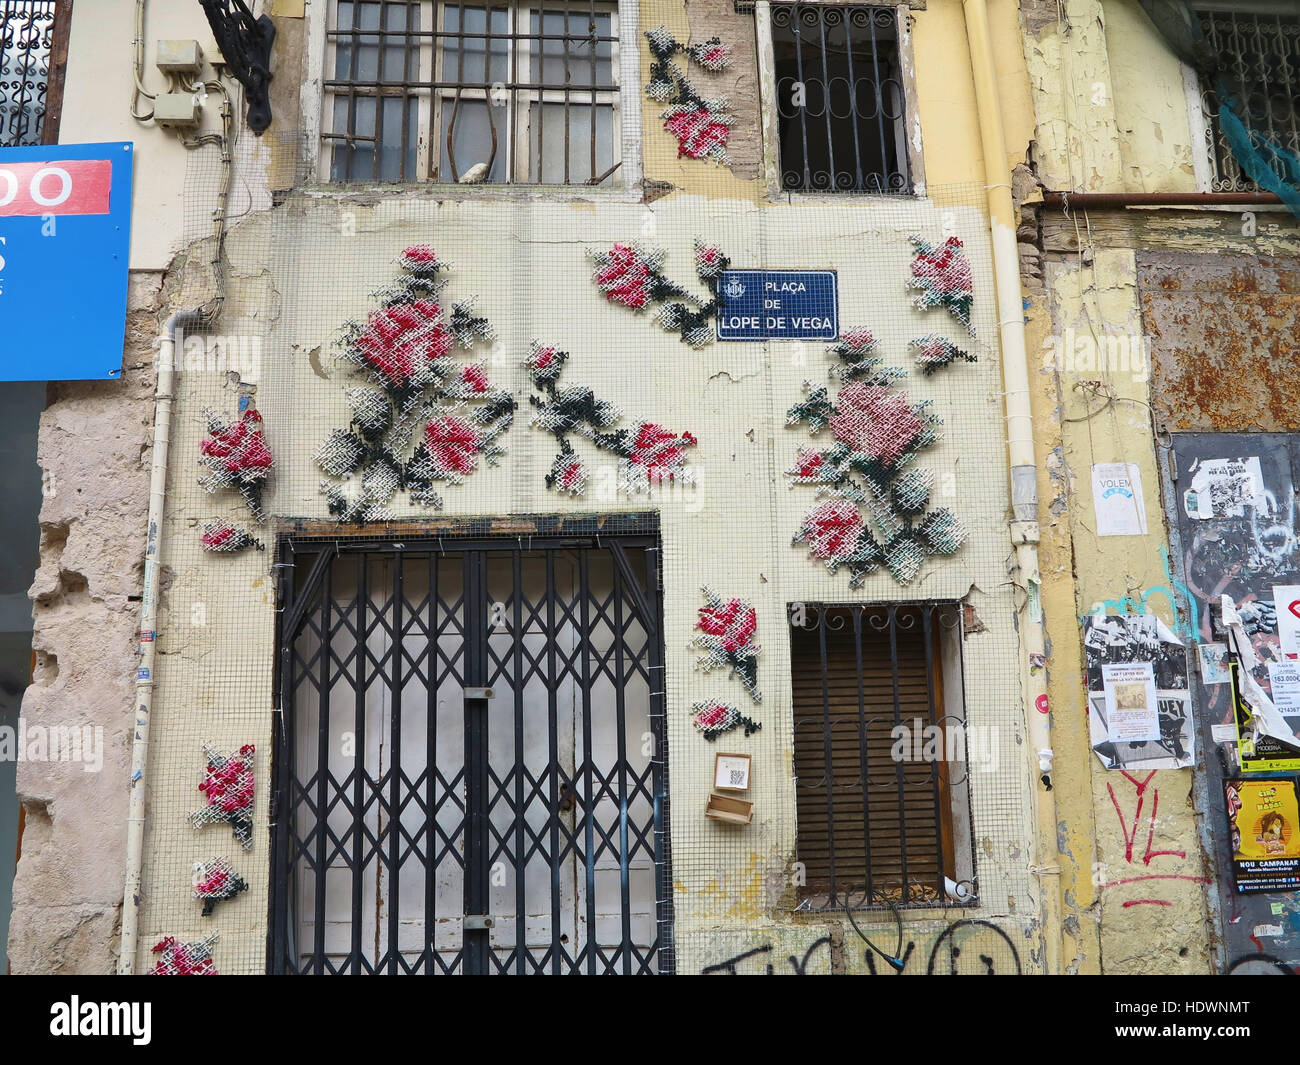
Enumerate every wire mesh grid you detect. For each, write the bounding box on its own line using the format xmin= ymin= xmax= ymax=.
xmin=138 ymin=121 xmax=1039 ymax=974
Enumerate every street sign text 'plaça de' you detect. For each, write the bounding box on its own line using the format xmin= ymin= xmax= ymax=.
xmin=715 ymin=269 xmax=838 ymax=342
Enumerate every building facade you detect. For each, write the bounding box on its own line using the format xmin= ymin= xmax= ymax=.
xmin=2 ymin=0 xmax=1295 ymax=976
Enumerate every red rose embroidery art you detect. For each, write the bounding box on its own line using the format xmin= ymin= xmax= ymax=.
xmin=908 ymin=234 xmax=975 ymax=333
xmin=691 ymin=699 xmax=762 ymax=742
xmin=590 ymin=240 xmax=731 ymax=347
xmin=527 ymin=339 xmax=699 ymax=498
xmin=690 ymin=588 xmax=761 ymax=703
xmin=787 ymin=329 xmax=966 ymax=585
xmin=150 ymin=934 xmax=220 ymax=976
xmin=188 ymin=743 xmax=256 ymax=850
xmin=318 ymin=246 xmax=515 ymax=520
xmin=199 ymin=406 xmax=274 ymax=522
xmin=644 ymin=27 xmax=734 ymax=166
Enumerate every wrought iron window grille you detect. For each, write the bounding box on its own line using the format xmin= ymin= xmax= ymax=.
xmin=0 ymin=0 xmax=56 ymax=147
xmin=770 ymin=2 xmax=913 ymax=194
xmin=1195 ymin=7 xmax=1300 ymax=193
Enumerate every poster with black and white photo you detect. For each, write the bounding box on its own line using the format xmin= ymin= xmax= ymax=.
xmin=1082 ymin=613 xmax=1193 ymax=770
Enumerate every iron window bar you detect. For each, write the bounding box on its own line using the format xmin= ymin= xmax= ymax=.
xmin=0 ymin=0 xmax=55 ymax=147
xmin=1196 ymin=8 xmax=1300 ymax=194
xmin=788 ymin=602 xmax=972 ymax=913
xmin=769 ymin=2 xmax=913 ymax=194
xmin=269 ymin=532 xmax=672 ymax=974
xmin=325 ymin=0 xmax=620 ymax=186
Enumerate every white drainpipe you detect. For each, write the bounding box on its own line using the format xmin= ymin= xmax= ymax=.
xmin=118 ymin=308 xmax=203 ymax=974
xmin=962 ymin=0 xmax=1062 ymax=973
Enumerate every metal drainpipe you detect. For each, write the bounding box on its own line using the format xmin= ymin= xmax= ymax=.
xmin=962 ymin=0 xmax=1063 ymax=974
xmin=1042 ymin=190 xmax=1283 ymax=208
xmin=118 ymin=307 xmax=204 ymax=975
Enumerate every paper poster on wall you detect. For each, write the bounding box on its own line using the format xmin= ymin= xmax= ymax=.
xmin=1183 ymin=456 xmax=1265 ymax=520
xmin=1082 ymin=614 xmax=1193 ymax=770
xmin=1091 ymin=462 xmax=1147 ymax=536
xmin=1226 ymin=777 xmax=1300 ymax=894
xmin=1197 ymin=642 xmax=1232 ymax=685
xmin=1267 ymin=662 xmax=1300 ymax=715
xmin=1272 ymin=585 xmax=1300 ymax=660
xmin=1101 ymin=662 xmax=1161 ymax=741
xmin=1227 ymin=657 xmax=1300 ymax=775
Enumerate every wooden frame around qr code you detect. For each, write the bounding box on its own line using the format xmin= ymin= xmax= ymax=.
xmin=714 ymin=752 xmax=752 ymax=792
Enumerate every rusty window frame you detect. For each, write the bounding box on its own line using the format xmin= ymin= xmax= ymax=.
xmin=322 ymin=0 xmax=623 ymax=186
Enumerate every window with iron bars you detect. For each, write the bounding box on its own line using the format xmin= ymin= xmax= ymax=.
xmin=789 ymin=603 xmax=975 ymax=911
xmin=324 ymin=0 xmax=622 ymax=185
xmin=1194 ymin=5 xmax=1300 ymax=192
xmin=770 ymin=2 xmax=913 ymax=194
xmin=0 ymin=0 xmax=60 ymax=147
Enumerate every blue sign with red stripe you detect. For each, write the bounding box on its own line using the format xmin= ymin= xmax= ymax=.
xmin=0 ymin=142 xmax=134 ymax=381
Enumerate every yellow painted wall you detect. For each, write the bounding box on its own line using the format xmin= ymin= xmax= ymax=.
xmin=1016 ymin=0 xmax=1223 ymax=973
xmin=1021 ymin=0 xmax=1207 ymax=196
xmin=912 ymin=0 xmax=1038 ymax=186
xmin=1104 ymin=0 xmax=1199 ymax=194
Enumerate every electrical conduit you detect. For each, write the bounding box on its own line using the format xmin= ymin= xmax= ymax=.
xmin=118 ymin=308 xmax=204 ymax=975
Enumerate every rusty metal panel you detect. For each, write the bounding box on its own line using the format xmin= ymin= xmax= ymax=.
xmin=1140 ymin=252 xmax=1300 ymax=434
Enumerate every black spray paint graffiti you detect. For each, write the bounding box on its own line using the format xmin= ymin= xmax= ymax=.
xmin=925 ymin=920 xmax=1022 ymax=975
xmin=701 ymin=937 xmax=832 ymax=976
xmin=1224 ymin=953 xmax=1295 ymax=975
xmin=701 ymin=920 xmax=1022 ymax=975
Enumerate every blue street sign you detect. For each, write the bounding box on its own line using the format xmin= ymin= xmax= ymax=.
xmin=0 ymin=142 xmax=134 ymax=381
xmin=715 ymin=269 xmax=838 ymax=342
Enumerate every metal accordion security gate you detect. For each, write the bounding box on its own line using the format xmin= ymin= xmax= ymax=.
xmin=269 ymin=528 xmax=672 ymax=974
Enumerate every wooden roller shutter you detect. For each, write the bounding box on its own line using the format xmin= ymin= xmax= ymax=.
xmin=791 ymin=606 xmax=951 ymax=906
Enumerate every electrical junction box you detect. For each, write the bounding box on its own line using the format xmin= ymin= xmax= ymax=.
xmin=202 ymin=38 xmax=227 ymax=68
xmin=154 ymin=92 xmax=201 ymax=130
xmin=155 ymin=39 xmax=204 ymax=74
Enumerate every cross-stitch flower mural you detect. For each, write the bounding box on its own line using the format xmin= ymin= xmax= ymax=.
xmin=200 ymin=521 xmax=264 ymax=553
xmin=315 ymin=245 xmax=515 ymax=521
xmin=907 ymin=235 xmax=975 ymax=333
xmin=690 ymin=587 xmax=762 ymax=703
xmin=526 ymin=340 xmax=698 ymax=495
xmin=192 ymin=856 xmax=249 ymax=917
xmin=691 ymin=699 xmax=762 ymax=741
xmin=786 ymin=330 xmax=966 ymax=586
xmin=910 ymin=334 xmax=976 ymax=376
xmin=590 ymin=240 xmax=731 ymax=346
xmin=644 ymin=26 xmax=734 ymax=165
xmin=188 ymin=744 xmax=255 ymax=851
xmin=199 ymin=406 xmax=274 ymax=522
xmin=150 ymin=934 xmax=219 ymax=976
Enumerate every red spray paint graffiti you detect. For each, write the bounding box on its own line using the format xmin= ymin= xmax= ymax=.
xmin=1102 ymin=770 xmax=1210 ymax=905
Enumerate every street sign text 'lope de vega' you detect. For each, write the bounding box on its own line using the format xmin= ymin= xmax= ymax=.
xmin=715 ymin=269 xmax=838 ymax=342
xmin=0 ymin=142 xmax=134 ymax=381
